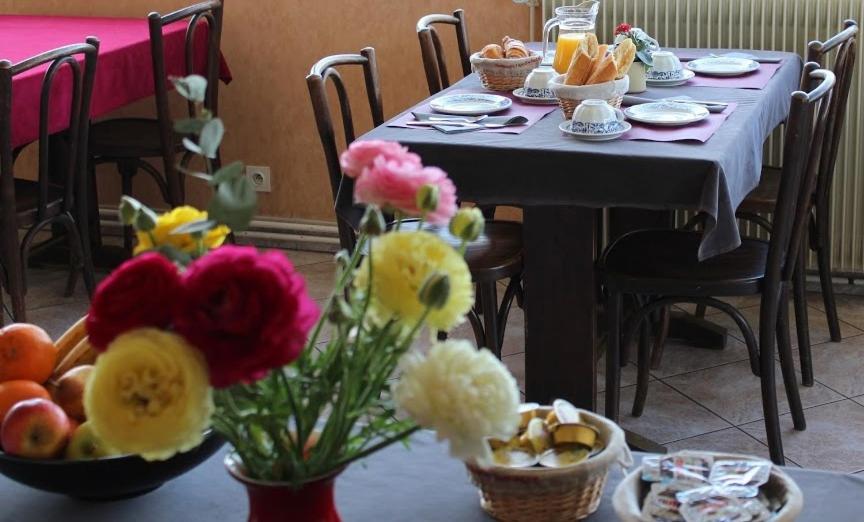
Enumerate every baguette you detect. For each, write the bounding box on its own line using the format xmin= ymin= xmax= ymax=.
xmin=580 ymin=33 xmax=599 ymax=58
xmin=613 ymin=39 xmax=637 ymax=79
xmin=586 ymin=55 xmax=618 ymax=85
xmin=564 ymin=50 xmax=593 ymax=86
xmin=596 ymin=44 xmax=609 ymax=58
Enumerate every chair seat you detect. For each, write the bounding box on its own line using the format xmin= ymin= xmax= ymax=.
xmin=600 ymin=229 xmax=769 ymax=295
xmin=89 ymin=118 xmax=183 ymax=158
xmin=739 ymin=166 xmax=782 ymax=214
xmin=13 ymin=180 xmax=65 ymax=226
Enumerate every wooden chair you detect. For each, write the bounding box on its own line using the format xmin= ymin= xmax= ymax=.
xmin=0 ymin=38 xmax=100 ymax=321
xmin=601 ymin=64 xmax=835 ymax=465
xmin=417 ymin=10 xmax=472 ymax=96
xmin=306 ymin=48 xmax=523 ymax=357
xmin=88 ymin=0 xmax=224 ymax=251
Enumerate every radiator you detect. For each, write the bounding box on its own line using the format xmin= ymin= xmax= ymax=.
xmin=532 ymin=0 xmax=864 ymax=277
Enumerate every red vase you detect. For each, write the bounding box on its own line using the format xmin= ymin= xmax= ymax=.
xmin=225 ymin=454 xmax=342 ymax=522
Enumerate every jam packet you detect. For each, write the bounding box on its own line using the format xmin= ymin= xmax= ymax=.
xmin=642 ymin=455 xmax=663 ymax=482
xmin=643 ymin=483 xmax=686 ymax=521
xmin=660 ymin=454 xmax=713 ymax=488
xmin=678 ymin=495 xmax=753 ymax=522
xmin=709 ymin=460 xmax=772 ymax=489
xmin=676 ymin=485 xmax=760 ymax=504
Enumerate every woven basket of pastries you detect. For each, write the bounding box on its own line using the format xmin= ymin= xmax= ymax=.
xmin=465 ymin=404 xmax=632 ymax=522
xmin=550 ymin=35 xmax=636 ymax=119
xmin=470 ymin=36 xmax=542 ymax=91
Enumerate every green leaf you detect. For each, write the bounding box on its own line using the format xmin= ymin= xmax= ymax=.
xmin=172 ymin=75 xmax=208 ymax=103
xmin=153 ymin=245 xmax=193 ymax=266
xmin=199 ymin=118 xmax=224 ymax=159
xmin=170 ymin=219 xmax=217 ymax=236
xmin=208 ymin=176 xmax=257 ymax=232
xmin=134 ymin=206 xmax=159 ymax=232
xmin=118 ymin=196 xmax=143 ymax=225
xmin=182 ymin=137 xmax=203 ymax=155
xmin=210 ymin=161 xmax=245 ymax=186
xmin=174 ymin=118 xmax=206 ymax=135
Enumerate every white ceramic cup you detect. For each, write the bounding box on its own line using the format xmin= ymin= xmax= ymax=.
xmin=571 ymin=99 xmax=625 ymax=135
xmin=524 ymin=66 xmax=557 ymax=97
xmin=648 ymin=51 xmax=683 ymax=80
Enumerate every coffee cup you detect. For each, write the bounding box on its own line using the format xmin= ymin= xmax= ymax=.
xmin=570 ymin=99 xmax=625 ymax=135
xmin=524 ymin=66 xmax=557 ymax=98
xmin=647 ymin=51 xmax=683 ymax=80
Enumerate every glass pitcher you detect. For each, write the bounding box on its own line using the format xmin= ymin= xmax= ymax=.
xmin=542 ymin=1 xmax=600 ymax=74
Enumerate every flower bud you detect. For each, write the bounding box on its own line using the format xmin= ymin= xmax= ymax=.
xmin=134 ymin=207 xmax=158 ymax=232
xmin=418 ymin=272 xmax=451 ymax=310
xmin=359 ymin=206 xmax=386 ymax=236
xmin=328 ymin=296 xmax=355 ymax=325
xmin=416 ymin=184 xmax=440 ymax=215
xmin=449 ymin=207 xmax=485 ymax=243
xmin=119 ymin=197 xmax=138 ymax=225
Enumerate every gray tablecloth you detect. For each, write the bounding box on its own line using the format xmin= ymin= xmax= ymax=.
xmin=3 ymin=431 xmax=863 ymax=521
xmin=362 ymin=49 xmax=802 ymax=259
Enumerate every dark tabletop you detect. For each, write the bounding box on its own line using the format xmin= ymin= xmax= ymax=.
xmin=362 ymin=49 xmax=802 ymax=259
xmin=2 ymin=430 xmax=863 ymax=521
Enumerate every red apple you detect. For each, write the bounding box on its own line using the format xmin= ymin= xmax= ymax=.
xmin=1 ymin=398 xmax=71 ymax=459
xmin=53 ymin=365 xmax=93 ymax=423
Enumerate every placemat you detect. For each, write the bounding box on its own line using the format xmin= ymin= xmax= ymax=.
xmin=621 ymin=103 xmax=738 ymax=142
xmin=388 ymin=89 xmax=557 ymax=134
xmin=681 ymin=61 xmax=783 ymax=90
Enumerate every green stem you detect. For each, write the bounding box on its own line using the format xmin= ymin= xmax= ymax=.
xmin=331 ymin=425 xmax=421 ymax=470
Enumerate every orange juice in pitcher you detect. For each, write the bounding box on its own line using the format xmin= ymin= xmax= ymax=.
xmin=552 ymin=33 xmax=587 ymax=74
xmin=542 ymin=2 xmax=599 ymax=73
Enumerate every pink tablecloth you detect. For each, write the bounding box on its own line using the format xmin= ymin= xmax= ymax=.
xmin=0 ymin=15 xmax=232 ymax=148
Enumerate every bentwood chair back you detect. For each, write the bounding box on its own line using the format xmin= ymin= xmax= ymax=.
xmin=417 ymin=10 xmax=472 ymax=95
xmin=0 ymin=37 xmax=100 ymax=321
xmin=306 ymin=47 xmax=384 ymax=251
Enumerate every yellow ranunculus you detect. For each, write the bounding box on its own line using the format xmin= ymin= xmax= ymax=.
xmin=134 ymin=206 xmax=230 ymax=255
xmin=394 ymin=340 xmax=520 ymax=465
xmin=84 ymin=328 xmax=214 ymax=461
xmin=354 ymin=230 xmax=473 ymax=332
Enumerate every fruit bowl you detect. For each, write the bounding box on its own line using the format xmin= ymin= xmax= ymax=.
xmin=0 ymin=430 xmax=224 ymax=500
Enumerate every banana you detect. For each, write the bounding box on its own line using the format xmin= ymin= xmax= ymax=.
xmin=54 ymin=315 xmax=88 ymax=363
xmin=53 ymin=337 xmax=96 ymax=379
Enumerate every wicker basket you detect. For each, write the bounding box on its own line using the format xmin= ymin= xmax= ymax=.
xmin=612 ymin=451 xmax=804 ymax=522
xmin=470 ymin=51 xmax=543 ymax=92
xmin=549 ymin=74 xmax=630 ymax=120
xmin=465 ymin=409 xmax=632 ymax=522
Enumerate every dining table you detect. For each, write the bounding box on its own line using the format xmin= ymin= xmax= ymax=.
xmin=2 ymin=430 xmax=861 ymax=521
xmin=362 ymin=47 xmax=802 ymax=414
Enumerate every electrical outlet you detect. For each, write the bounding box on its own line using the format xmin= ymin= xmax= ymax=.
xmin=246 ymin=166 xmax=272 ymax=192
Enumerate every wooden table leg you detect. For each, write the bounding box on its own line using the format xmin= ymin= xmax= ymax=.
xmin=523 ymin=206 xmax=597 ymax=410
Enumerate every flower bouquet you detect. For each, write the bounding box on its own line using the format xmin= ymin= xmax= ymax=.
xmin=81 ymin=76 xmax=521 ymax=521
xmin=613 ymin=23 xmax=660 ymax=93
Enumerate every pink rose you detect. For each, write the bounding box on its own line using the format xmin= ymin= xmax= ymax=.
xmin=354 ymin=156 xmax=458 ymax=225
xmin=339 ymin=140 xmax=420 ymax=178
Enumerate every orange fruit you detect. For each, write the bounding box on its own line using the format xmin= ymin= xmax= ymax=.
xmin=0 ymin=380 xmax=51 ymax=422
xmin=0 ymin=324 xmax=57 ymax=384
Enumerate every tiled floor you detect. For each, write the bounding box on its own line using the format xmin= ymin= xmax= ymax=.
xmin=17 ymin=248 xmax=864 ymax=473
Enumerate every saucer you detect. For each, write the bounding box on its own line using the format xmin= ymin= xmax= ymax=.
xmin=645 ymin=69 xmax=695 ymax=87
xmin=559 ymin=120 xmax=631 ymax=141
xmin=512 ymin=88 xmax=558 ymax=105
xmin=686 ymin=57 xmax=760 ymax=77
xmin=429 ymin=93 xmax=512 ymax=115
xmin=624 ymin=101 xmax=709 ymax=127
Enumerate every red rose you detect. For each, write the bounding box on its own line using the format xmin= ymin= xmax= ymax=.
xmin=615 ymin=23 xmax=632 ymax=35
xmin=86 ymin=253 xmax=182 ymax=351
xmin=174 ymin=246 xmax=319 ymax=388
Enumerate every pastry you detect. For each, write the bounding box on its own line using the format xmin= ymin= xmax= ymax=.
xmin=481 ymin=43 xmax=504 ymax=59
xmin=503 ymin=36 xmax=529 ymax=58
xmin=613 ymin=39 xmax=637 ymax=79
xmin=580 ymin=33 xmax=599 ymax=58
xmin=564 ymin=50 xmax=593 ymax=86
xmin=586 ymin=55 xmax=617 ymax=85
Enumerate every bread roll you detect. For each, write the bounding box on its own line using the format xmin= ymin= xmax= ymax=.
xmin=586 ymin=55 xmax=618 ymax=85
xmin=481 ymin=44 xmax=504 ymax=59
xmin=580 ymin=33 xmax=599 ymax=58
xmin=502 ymin=36 xmax=529 ymax=58
xmin=613 ymin=39 xmax=637 ymax=79
xmin=564 ymin=50 xmax=593 ymax=86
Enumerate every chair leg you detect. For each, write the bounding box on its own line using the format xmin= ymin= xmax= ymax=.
xmin=815 ymin=220 xmax=841 ymax=342
xmin=649 ymin=305 xmax=671 ymax=370
xmin=479 ymin=281 xmax=501 ymax=358
xmin=86 ymin=157 xmax=102 ymax=250
xmin=605 ymin=290 xmax=622 ymax=422
xmin=5 ymin=249 xmax=26 ymax=323
xmin=467 ymin=308 xmax=486 ymax=349
xmin=778 ymin=286 xmax=806 ymax=431
xmin=793 ymin=246 xmax=813 ymax=386
xmin=759 ymin=292 xmax=785 ymax=465
xmin=694 ymin=303 xmax=707 ymax=318
xmin=632 ymin=316 xmax=651 ymax=417
xmin=117 ymin=160 xmax=137 ymax=253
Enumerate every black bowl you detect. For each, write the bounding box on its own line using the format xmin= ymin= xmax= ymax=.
xmin=0 ymin=431 xmax=224 ymax=500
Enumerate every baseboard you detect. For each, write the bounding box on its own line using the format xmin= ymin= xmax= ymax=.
xmin=98 ymin=207 xmax=340 ymax=254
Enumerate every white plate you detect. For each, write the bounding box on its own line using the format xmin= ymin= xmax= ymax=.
xmin=624 ymin=102 xmax=709 ymax=127
xmin=429 ymin=93 xmax=512 ymax=115
xmin=559 ymin=120 xmax=631 ymax=141
xmin=512 ymin=88 xmax=558 ymax=105
xmin=686 ymin=57 xmax=760 ymax=77
xmin=645 ymin=69 xmax=696 ymax=87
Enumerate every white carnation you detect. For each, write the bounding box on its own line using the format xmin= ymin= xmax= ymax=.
xmin=394 ymin=340 xmax=520 ymax=465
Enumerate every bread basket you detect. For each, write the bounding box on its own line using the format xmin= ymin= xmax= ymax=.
xmin=612 ymin=451 xmax=804 ymax=522
xmin=465 ymin=409 xmax=632 ymax=521
xmin=550 ymin=74 xmax=630 ymax=119
xmin=470 ymin=51 xmax=542 ymax=91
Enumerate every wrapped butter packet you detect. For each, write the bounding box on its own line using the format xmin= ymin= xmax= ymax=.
xmin=709 ymin=460 xmax=772 ymax=489
xmin=740 ymin=498 xmax=773 ymax=522
xmin=642 ymin=486 xmax=685 ymax=521
xmin=676 ymin=485 xmax=760 ymax=504
xmin=642 ymin=455 xmax=663 ymax=482
xmin=679 ymin=495 xmax=752 ymax=522
xmin=660 ymin=454 xmax=713 ymax=488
